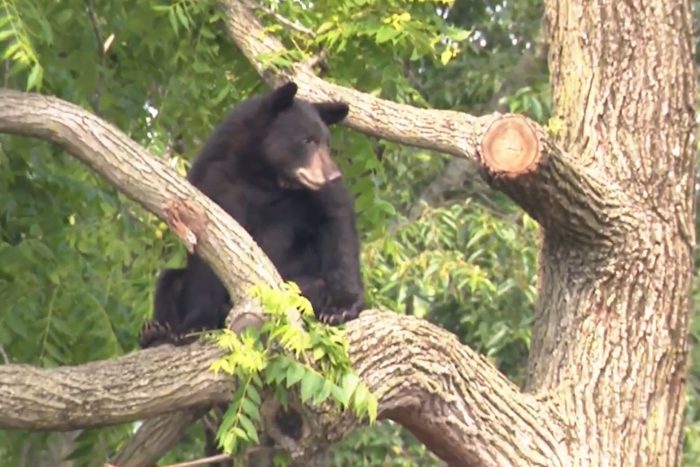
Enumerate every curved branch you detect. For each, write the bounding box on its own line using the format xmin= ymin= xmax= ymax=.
xmin=221 ymin=0 xmax=478 ymax=159
xmin=343 ymin=312 xmax=570 ymax=466
xmin=0 ymin=88 xmax=572 ymax=464
xmin=0 ymin=311 xmax=570 ymax=466
xmin=0 ymin=88 xmax=288 ymax=464
xmin=0 ymin=89 xmax=283 ymax=304
xmin=219 ymin=0 xmax=641 ymax=246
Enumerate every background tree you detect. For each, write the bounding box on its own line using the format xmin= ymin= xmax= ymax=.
xmin=0 ymin=0 xmax=698 ymax=466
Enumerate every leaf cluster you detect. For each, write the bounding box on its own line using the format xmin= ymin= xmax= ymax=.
xmin=209 ymin=282 xmax=377 ymax=459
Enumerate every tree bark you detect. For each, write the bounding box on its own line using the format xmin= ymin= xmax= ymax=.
xmin=526 ymin=1 xmax=695 ymax=464
xmin=0 ymin=309 xmax=568 ymax=467
xmin=0 ymin=345 xmax=231 ymax=430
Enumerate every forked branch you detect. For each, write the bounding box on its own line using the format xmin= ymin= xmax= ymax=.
xmin=0 ymin=311 xmax=569 ymax=467
xmin=220 ymin=0 xmax=641 ymax=246
xmin=0 ymin=90 xmax=569 ymax=466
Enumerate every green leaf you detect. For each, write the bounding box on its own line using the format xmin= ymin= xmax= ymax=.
xmin=2 ymin=41 xmax=22 ymax=61
xmin=218 ymin=407 xmax=237 ymax=435
xmin=485 ymin=325 xmax=509 ymax=350
xmin=167 ymin=8 xmax=179 ymax=34
xmin=0 ymin=29 xmax=14 ymax=42
xmin=151 ymin=4 xmax=171 ymax=12
xmin=313 ymin=380 xmax=333 ymax=404
xmin=174 ymin=4 xmax=189 ymax=30
xmin=300 ymin=371 xmax=324 ymax=403
xmin=375 ymin=26 xmax=399 ymax=44
xmin=238 ymin=413 xmax=259 ymax=444
xmin=338 ymin=372 xmax=359 ymax=406
xmin=221 ymin=432 xmax=236 ymax=453
xmin=312 ymin=347 xmax=326 ymax=361
xmin=285 ymin=361 xmax=306 ymax=388
xmin=353 ymin=383 xmax=371 ymax=414
xmin=232 ymin=426 xmax=249 ymax=442
xmin=446 ymin=28 xmax=472 ymax=42
xmin=440 ymin=48 xmax=453 ymax=65
xmin=4 ymin=310 xmax=29 ymax=338
xmin=366 ymin=391 xmax=378 ymax=422
xmin=246 ymin=383 xmax=261 ymax=405
xmin=241 ymin=396 xmax=261 ymax=422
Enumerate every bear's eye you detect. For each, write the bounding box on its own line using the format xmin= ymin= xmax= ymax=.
xmin=303 ymin=136 xmax=316 ymax=145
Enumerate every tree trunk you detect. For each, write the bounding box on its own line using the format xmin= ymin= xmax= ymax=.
xmin=527 ymin=0 xmax=696 ymax=463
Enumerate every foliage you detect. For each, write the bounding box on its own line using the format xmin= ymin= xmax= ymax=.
xmin=209 ymin=282 xmax=377 ymax=459
xmin=0 ymin=0 xmax=43 ymax=90
xmin=362 ymin=200 xmax=538 ymax=382
xmin=332 ymin=420 xmax=444 ymax=467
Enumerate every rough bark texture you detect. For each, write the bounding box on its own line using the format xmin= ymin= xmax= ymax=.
xmin=0 ymin=0 xmax=695 ymax=465
xmin=110 ymin=410 xmax=209 ymax=467
xmin=0 ymin=309 xmax=567 ymax=467
xmin=0 ymin=345 xmax=230 ymax=430
xmin=528 ymin=1 xmax=696 ymax=465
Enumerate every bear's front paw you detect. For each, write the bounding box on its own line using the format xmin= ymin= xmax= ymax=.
xmin=316 ymin=300 xmax=364 ymax=326
xmin=138 ymin=320 xmax=181 ymax=348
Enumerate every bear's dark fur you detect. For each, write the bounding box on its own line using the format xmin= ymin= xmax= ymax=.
xmin=139 ymin=82 xmax=365 ymax=348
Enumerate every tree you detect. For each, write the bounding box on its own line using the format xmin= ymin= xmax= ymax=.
xmin=0 ymin=0 xmax=696 ymax=465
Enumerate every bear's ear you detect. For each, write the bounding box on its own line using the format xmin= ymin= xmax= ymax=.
xmin=314 ymin=102 xmax=350 ymax=126
xmin=268 ymin=82 xmax=298 ymax=113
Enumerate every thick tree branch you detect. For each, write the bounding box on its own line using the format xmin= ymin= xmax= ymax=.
xmin=0 ymin=90 xmax=570 ymax=465
xmin=218 ymin=0 xmax=641 ymax=247
xmin=0 ymin=345 xmax=229 ymax=430
xmin=0 ymin=89 xmax=288 ymax=464
xmin=0 ymin=89 xmax=282 ymax=303
xmin=221 ymin=0 xmax=477 ymax=158
xmin=110 ymin=410 xmax=209 ymax=467
xmin=409 ymin=30 xmax=548 ymax=218
xmin=342 ymin=312 xmax=569 ymax=467
xmin=0 ymin=311 xmax=569 ymax=467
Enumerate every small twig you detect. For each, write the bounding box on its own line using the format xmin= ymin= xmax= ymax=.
xmin=84 ymin=0 xmax=108 ymax=114
xmin=0 ymin=344 xmax=8 ymax=364
xmin=304 ymin=48 xmax=329 ymax=74
xmin=2 ymin=60 xmax=9 ymax=87
xmin=106 ymin=452 xmax=232 ymax=467
xmin=162 ymin=453 xmax=232 ymax=467
xmin=84 ymin=0 xmax=103 ymax=51
xmin=251 ymin=1 xmax=316 ymax=37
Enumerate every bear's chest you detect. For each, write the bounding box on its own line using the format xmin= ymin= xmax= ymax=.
xmin=245 ymin=192 xmax=321 ymax=252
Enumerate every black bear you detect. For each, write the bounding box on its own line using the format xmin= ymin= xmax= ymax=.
xmin=139 ymin=82 xmax=365 ymax=348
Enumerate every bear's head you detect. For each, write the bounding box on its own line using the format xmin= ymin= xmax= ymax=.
xmin=259 ymin=82 xmax=349 ymax=191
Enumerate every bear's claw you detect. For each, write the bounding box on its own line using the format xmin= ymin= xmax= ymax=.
xmin=138 ymin=320 xmax=181 ymax=348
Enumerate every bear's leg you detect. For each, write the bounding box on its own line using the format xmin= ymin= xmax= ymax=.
xmin=176 ymin=254 xmax=231 ymax=337
xmin=139 ymin=268 xmax=186 ymax=348
xmin=312 ymin=182 xmax=365 ymax=324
